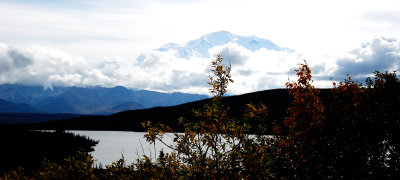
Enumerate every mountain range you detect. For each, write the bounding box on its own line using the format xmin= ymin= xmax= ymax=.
xmin=0 ymin=30 xmax=291 ymax=117
xmin=0 ymin=98 xmax=40 ymax=113
xmin=0 ymin=84 xmax=207 ymax=115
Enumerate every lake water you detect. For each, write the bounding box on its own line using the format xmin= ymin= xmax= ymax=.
xmin=67 ymin=131 xmax=175 ymax=168
xmin=67 ymin=131 xmax=266 ymax=168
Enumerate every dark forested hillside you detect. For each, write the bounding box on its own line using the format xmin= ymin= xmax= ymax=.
xmin=0 ymin=126 xmax=98 ymax=171
xmin=0 ymin=113 xmax=83 ymax=124
xmin=29 ymin=88 xmax=333 ymax=133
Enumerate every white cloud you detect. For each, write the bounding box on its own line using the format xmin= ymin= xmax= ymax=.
xmin=210 ymin=43 xmax=249 ymax=66
xmin=0 ymin=41 xmax=303 ymax=95
xmin=206 ymin=43 xmax=304 ymax=94
xmin=0 ymin=0 xmax=400 ymax=95
xmin=48 ymin=74 xmax=83 ymax=87
xmin=0 ymin=35 xmax=399 ymax=95
xmin=0 ymin=43 xmax=105 ymax=89
xmin=332 ymin=36 xmax=400 ymax=81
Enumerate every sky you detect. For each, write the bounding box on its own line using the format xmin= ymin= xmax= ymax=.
xmin=0 ymin=0 xmax=399 ymax=95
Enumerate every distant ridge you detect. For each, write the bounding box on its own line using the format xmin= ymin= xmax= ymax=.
xmin=0 ymin=84 xmax=207 ymax=115
xmin=0 ymin=98 xmax=42 ymax=113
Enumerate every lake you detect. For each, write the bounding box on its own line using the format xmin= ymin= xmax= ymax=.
xmin=68 ymin=131 xmax=175 ymax=168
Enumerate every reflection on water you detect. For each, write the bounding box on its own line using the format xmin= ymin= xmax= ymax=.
xmin=67 ymin=131 xmax=174 ymax=168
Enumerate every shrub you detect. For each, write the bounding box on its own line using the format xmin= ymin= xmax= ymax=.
xmin=142 ymin=55 xmax=275 ymax=179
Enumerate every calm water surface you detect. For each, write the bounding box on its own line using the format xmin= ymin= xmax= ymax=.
xmin=68 ymin=131 xmax=174 ymax=168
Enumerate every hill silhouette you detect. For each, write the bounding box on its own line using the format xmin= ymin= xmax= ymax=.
xmin=30 ymin=88 xmax=332 ymax=133
xmin=0 ymin=113 xmax=83 ymax=124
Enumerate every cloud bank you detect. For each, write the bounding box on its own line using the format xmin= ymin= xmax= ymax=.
xmin=332 ymin=37 xmax=400 ymax=81
xmin=0 ymin=36 xmax=399 ymax=94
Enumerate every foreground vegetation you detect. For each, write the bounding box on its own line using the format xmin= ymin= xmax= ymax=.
xmin=2 ymin=55 xmax=400 ymax=179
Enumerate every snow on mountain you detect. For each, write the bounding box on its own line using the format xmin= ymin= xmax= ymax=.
xmin=138 ymin=30 xmax=292 ymax=60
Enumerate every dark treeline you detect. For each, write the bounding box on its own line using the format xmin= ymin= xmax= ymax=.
xmin=310 ymin=71 xmax=400 ymax=178
xmin=0 ymin=113 xmax=83 ymax=124
xmin=26 ymin=89 xmax=293 ymax=132
xmin=28 ymin=88 xmax=328 ymax=134
xmin=0 ymin=126 xmax=98 ymax=172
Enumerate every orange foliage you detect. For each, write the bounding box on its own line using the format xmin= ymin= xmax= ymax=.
xmin=274 ymin=60 xmax=325 ymax=176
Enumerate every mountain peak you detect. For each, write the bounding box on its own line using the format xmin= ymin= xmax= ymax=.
xmin=138 ymin=30 xmax=291 ymax=60
xmin=200 ymin=30 xmax=236 ymax=44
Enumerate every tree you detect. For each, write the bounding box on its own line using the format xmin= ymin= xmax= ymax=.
xmin=273 ymin=60 xmax=325 ymax=178
xmin=318 ymin=71 xmax=400 ymax=178
xmin=142 ymin=55 xmax=275 ymax=179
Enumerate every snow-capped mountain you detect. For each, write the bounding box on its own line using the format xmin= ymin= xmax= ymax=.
xmin=137 ymin=30 xmax=292 ymax=60
xmin=0 ymin=84 xmax=207 ymax=115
